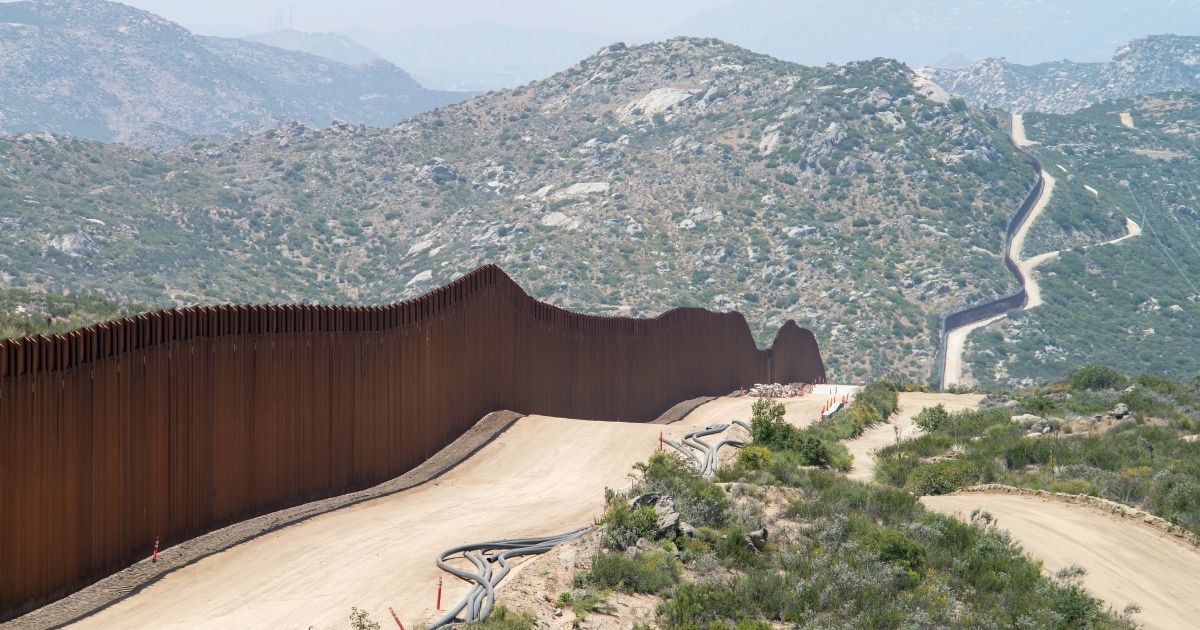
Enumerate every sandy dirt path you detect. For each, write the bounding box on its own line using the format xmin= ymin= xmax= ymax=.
xmin=844 ymin=393 xmax=984 ymax=481
xmin=1118 ymin=111 xmax=1136 ymax=129
xmin=923 ymin=493 xmax=1200 ymax=629
xmin=1010 ymin=170 xmax=1058 ymax=266
xmin=1100 ymin=217 xmax=1143 ymax=246
xmin=942 ymin=315 xmax=1006 ymax=389
xmin=677 ymin=395 xmax=829 ymax=430
xmin=1010 ymin=168 xmax=1058 ymax=309
xmin=1011 ymin=113 xmax=1037 ymax=147
xmin=64 ymin=396 xmax=828 ymax=630
xmin=67 ymin=417 xmax=669 ymax=630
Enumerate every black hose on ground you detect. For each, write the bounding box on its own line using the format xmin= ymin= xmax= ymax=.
xmin=429 ymin=421 xmax=751 ymax=626
xmin=428 ymin=527 xmax=592 ymax=628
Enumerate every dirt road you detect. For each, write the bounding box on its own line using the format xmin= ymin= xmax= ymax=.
xmin=942 ymin=314 xmax=1006 ymax=389
xmin=923 ymin=492 xmax=1200 ymax=629
xmin=1011 ymin=113 xmax=1036 ymax=147
xmin=844 ymin=392 xmax=984 ymax=481
xmin=62 ymin=396 xmax=828 ymax=630
xmin=66 ymin=416 xmax=668 ymax=629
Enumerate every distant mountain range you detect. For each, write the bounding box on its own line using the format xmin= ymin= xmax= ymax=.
xmin=0 ymin=0 xmax=467 ymax=148
xmin=342 ymin=22 xmax=622 ymax=91
xmin=927 ymin=35 xmax=1200 ymax=113
xmin=237 ymin=1 xmax=1200 ymax=93
xmin=670 ymin=0 xmax=1200 ymax=68
xmin=242 ymin=29 xmax=382 ymax=66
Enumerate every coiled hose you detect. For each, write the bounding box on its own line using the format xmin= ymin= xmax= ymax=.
xmin=663 ymin=420 xmax=751 ymax=478
xmin=429 ymin=420 xmax=750 ymax=627
xmin=427 ymin=527 xmax=591 ymax=628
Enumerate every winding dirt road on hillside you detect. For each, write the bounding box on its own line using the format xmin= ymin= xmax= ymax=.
xmin=1009 ymin=169 xmax=1059 ymax=308
xmin=844 ymin=391 xmax=1200 ymax=628
xmin=844 ymin=392 xmax=984 ymax=481
xmin=942 ymin=112 xmax=1142 ymax=387
xmin=941 ymin=165 xmax=1056 ymax=387
xmin=923 ymin=492 xmax=1200 ymax=629
xmin=54 ymin=396 xmax=827 ymax=630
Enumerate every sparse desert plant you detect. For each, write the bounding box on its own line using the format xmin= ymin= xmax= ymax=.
xmin=583 ymin=549 xmax=680 ymax=594
xmin=349 ymin=607 xmax=381 ymax=630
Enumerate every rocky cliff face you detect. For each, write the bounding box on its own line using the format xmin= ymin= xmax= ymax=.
xmin=928 ymin=35 xmax=1200 ymax=114
xmin=0 ymin=37 xmax=1036 ymax=382
xmin=0 ymin=0 xmax=466 ymax=148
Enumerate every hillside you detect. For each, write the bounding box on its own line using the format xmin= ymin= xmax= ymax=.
xmin=961 ymin=93 xmax=1200 ymax=386
xmin=929 ymin=35 xmax=1200 ymax=114
xmin=241 ymin=29 xmax=381 ymax=66
xmin=0 ymin=0 xmax=466 ymax=148
xmin=0 ymin=37 xmax=1038 ymax=382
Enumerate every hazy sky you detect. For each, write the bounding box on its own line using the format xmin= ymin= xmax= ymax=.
xmin=124 ymin=0 xmax=729 ymax=37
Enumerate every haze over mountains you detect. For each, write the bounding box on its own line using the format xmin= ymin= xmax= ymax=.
xmin=176 ymin=0 xmax=1200 ymax=92
xmin=241 ymin=29 xmax=382 ymax=66
xmin=0 ymin=0 xmax=466 ymax=148
xmin=673 ymin=0 xmax=1200 ymax=69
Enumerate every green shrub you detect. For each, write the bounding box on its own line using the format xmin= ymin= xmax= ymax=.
xmin=657 ymin=582 xmax=746 ymax=627
xmin=584 ymin=550 xmax=679 ymax=593
xmin=600 ymin=490 xmax=658 ymax=549
xmin=913 ymin=404 xmax=950 ymax=432
xmin=906 ymin=459 xmax=979 ymax=495
xmin=634 ymin=453 xmax=731 ymax=527
xmin=736 ymin=444 xmax=771 ymax=470
xmin=465 ymin=605 xmax=536 ymax=629
xmin=862 ymin=528 xmax=925 ymax=574
xmin=1068 ymin=365 xmax=1128 ymax=391
xmin=349 ymin=607 xmax=380 ymax=630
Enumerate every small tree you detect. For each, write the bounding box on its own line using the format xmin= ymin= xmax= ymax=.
xmin=749 ymin=397 xmax=788 ymax=447
xmin=913 ymin=404 xmax=950 ymax=432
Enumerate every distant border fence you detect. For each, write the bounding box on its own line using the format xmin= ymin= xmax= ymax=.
xmin=0 ymin=264 xmax=825 ymax=620
xmin=936 ymin=145 xmax=1045 ymax=388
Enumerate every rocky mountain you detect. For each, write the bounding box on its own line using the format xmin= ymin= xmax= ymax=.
xmin=0 ymin=0 xmax=466 ymax=148
xmin=671 ymin=0 xmax=1200 ymax=69
xmin=242 ymin=30 xmax=382 ymax=66
xmin=962 ymin=93 xmax=1200 ymax=386
xmin=928 ymin=35 xmax=1200 ymax=114
xmin=0 ymin=37 xmax=1037 ymax=382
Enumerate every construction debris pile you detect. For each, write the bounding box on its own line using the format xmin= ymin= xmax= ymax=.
xmin=730 ymin=383 xmax=811 ymax=398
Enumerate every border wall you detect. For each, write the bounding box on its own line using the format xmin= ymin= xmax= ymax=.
xmin=0 ymin=264 xmax=825 ymax=619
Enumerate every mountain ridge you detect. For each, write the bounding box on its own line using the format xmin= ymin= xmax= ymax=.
xmin=928 ymin=34 xmax=1200 ymax=114
xmin=0 ymin=36 xmax=1037 ymax=382
xmin=0 ymin=0 xmax=467 ymax=148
